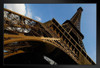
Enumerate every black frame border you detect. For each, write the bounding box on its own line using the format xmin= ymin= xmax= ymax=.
xmin=0 ymin=0 xmax=99 ymax=68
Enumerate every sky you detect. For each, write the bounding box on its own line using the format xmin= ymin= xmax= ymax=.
xmin=4 ymin=4 xmax=96 ymax=63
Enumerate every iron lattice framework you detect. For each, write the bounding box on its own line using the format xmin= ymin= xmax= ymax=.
xmin=4 ymin=7 xmax=95 ymax=65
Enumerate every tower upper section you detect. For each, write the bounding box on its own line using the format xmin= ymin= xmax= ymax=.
xmin=70 ymin=7 xmax=83 ymax=31
xmin=63 ymin=7 xmax=83 ymax=31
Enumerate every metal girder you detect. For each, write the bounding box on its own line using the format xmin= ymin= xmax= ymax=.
xmin=4 ymin=50 xmax=24 ymax=59
xmin=4 ymin=34 xmax=60 ymax=45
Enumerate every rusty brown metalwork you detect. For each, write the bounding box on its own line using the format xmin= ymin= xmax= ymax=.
xmin=4 ymin=7 xmax=95 ymax=65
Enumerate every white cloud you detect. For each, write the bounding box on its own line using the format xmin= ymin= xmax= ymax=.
xmin=4 ymin=4 xmax=26 ymax=15
xmin=4 ymin=4 xmax=41 ymax=21
xmin=26 ymin=9 xmax=32 ymax=18
xmin=26 ymin=6 xmax=32 ymax=18
xmin=35 ymin=16 xmax=42 ymax=21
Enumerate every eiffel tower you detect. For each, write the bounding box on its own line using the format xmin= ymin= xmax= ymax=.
xmin=4 ymin=7 xmax=95 ymax=65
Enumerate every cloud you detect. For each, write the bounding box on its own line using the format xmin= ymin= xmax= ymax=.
xmin=4 ymin=4 xmax=41 ymax=21
xmin=26 ymin=6 xmax=32 ymax=18
xmin=4 ymin=4 xmax=26 ymax=15
xmin=35 ymin=16 xmax=42 ymax=21
xmin=26 ymin=9 xmax=32 ymax=18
